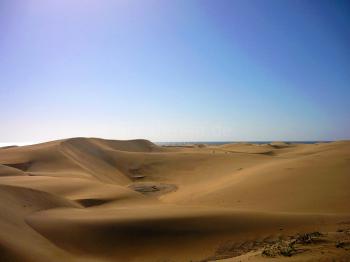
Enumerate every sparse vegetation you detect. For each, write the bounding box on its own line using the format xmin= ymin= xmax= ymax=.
xmin=262 ymin=240 xmax=296 ymax=257
xmin=262 ymin=232 xmax=323 ymax=257
xmin=296 ymin=232 xmax=322 ymax=244
xmin=336 ymin=241 xmax=350 ymax=250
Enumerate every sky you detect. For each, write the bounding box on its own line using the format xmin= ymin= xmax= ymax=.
xmin=1 ymin=0 xmax=350 ymax=143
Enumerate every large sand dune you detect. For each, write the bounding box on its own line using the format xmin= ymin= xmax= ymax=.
xmin=0 ymin=138 xmax=349 ymax=261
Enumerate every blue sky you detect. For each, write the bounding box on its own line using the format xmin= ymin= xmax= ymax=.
xmin=1 ymin=0 xmax=349 ymax=143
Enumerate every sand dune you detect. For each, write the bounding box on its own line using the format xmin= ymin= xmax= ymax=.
xmin=0 ymin=138 xmax=349 ymax=261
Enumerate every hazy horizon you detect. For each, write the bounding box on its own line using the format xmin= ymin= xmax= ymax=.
xmin=0 ymin=138 xmax=338 ymax=148
xmin=1 ymin=0 xmax=350 ymax=142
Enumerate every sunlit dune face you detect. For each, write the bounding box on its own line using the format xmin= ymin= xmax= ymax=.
xmin=0 ymin=139 xmax=350 ymax=261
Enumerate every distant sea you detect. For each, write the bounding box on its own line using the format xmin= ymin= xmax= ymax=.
xmin=0 ymin=141 xmax=332 ymax=148
xmin=156 ymin=141 xmax=331 ymax=146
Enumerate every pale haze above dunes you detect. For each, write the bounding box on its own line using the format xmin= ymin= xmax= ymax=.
xmin=1 ymin=1 xmax=350 ymax=142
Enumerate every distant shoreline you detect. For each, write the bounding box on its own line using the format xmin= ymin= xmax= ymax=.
xmin=155 ymin=141 xmax=332 ymax=146
xmin=0 ymin=140 xmax=333 ymax=148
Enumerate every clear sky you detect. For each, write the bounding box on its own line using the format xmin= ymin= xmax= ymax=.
xmin=1 ymin=0 xmax=349 ymax=143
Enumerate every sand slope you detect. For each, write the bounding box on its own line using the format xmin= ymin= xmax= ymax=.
xmin=0 ymin=138 xmax=349 ymax=261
